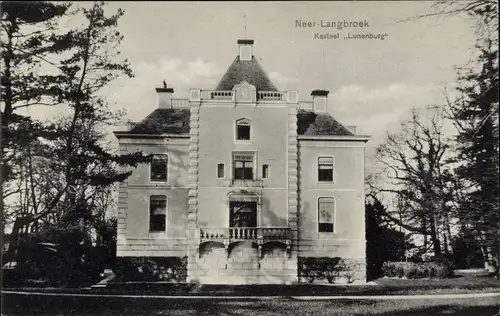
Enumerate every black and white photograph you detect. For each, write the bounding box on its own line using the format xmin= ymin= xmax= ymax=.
xmin=1 ymin=1 xmax=499 ymax=315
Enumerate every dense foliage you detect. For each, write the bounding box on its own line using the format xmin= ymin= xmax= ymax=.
xmin=115 ymin=257 xmax=188 ymax=282
xmin=1 ymin=1 xmax=150 ymax=285
xmin=382 ymin=261 xmax=454 ymax=279
xmin=372 ymin=0 xmax=499 ymax=277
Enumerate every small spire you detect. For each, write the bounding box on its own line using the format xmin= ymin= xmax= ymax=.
xmin=243 ymin=15 xmax=247 ymax=38
xmin=163 ymin=80 xmax=167 ymax=89
xmin=322 ymin=47 xmax=327 ymax=90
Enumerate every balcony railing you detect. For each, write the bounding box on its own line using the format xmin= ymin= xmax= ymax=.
xmin=201 ymin=90 xmax=234 ymax=100
xmin=200 ymin=227 xmax=291 ymax=243
xmin=298 ymin=101 xmax=314 ymax=110
xmin=257 ymin=91 xmax=284 ymax=101
xmin=171 ymin=98 xmax=190 ymax=108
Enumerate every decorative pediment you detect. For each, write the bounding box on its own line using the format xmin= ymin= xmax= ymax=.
xmin=233 ymin=81 xmax=256 ymax=103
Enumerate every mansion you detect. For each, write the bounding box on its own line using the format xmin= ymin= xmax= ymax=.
xmin=113 ymin=39 xmax=369 ymax=284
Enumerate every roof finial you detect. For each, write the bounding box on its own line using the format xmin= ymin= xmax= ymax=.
xmin=244 ymin=15 xmax=247 ymax=38
xmin=163 ymin=80 xmax=167 ymax=89
xmin=322 ymin=46 xmax=327 ymax=90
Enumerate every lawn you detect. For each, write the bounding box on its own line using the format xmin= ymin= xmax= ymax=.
xmin=6 ymin=272 xmax=498 ymax=296
xmin=2 ymin=293 xmax=499 ymax=316
xmin=3 ymin=270 xmax=499 ymax=315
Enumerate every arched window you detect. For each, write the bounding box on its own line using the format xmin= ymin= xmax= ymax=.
xmin=236 ymin=118 xmax=251 ymax=140
xmin=318 ymin=197 xmax=335 ymax=233
xmin=150 ymin=195 xmax=167 ymax=232
xmin=150 ymin=154 xmax=168 ymax=182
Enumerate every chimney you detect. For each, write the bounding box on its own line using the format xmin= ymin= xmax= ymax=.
xmin=238 ymin=39 xmax=254 ymax=61
xmin=311 ymin=90 xmax=329 ymax=113
xmin=156 ymin=80 xmax=174 ymax=109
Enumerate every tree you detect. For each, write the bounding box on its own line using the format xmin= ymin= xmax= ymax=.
xmin=448 ymin=37 xmax=499 ymax=272
xmin=1 ymin=1 xmax=73 ymax=245
xmin=2 ymin=2 xmax=150 ymax=269
xmin=405 ymin=0 xmax=498 ymax=37
xmin=374 ymin=107 xmax=455 ymax=261
xmin=365 ymin=194 xmax=413 ymax=280
xmin=397 ymin=0 xmax=499 ymax=275
xmin=417 ymin=0 xmax=500 ymax=274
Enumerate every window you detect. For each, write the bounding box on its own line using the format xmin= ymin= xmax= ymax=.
xmin=262 ymin=164 xmax=269 ymax=179
xmin=236 ymin=119 xmax=251 ymax=140
xmin=217 ymin=163 xmax=225 ymax=179
xmin=233 ymin=152 xmax=254 ymax=180
xmin=151 ymin=155 xmax=168 ymax=182
xmin=229 ymin=201 xmax=257 ymax=228
xmin=318 ymin=157 xmax=334 ymax=182
xmin=318 ymin=197 xmax=334 ymax=232
xmin=150 ymin=195 xmax=167 ymax=232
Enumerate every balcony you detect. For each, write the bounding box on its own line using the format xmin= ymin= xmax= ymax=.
xmin=200 ymin=227 xmax=291 ymax=243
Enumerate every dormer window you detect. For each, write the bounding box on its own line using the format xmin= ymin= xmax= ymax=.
xmin=236 ymin=118 xmax=251 ymax=140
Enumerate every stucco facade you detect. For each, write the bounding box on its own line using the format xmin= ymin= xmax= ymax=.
xmin=114 ymin=39 xmax=369 ymax=284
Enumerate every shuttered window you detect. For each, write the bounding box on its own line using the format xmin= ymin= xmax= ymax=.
xmin=233 ymin=152 xmax=254 ymax=180
xmin=318 ymin=156 xmax=334 ymax=182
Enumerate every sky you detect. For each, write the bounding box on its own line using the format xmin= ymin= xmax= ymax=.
xmin=28 ymin=1 xmax=479 ymax=154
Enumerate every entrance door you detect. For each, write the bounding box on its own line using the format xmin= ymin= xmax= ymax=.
xmin=229 ymin=201 xmax=257 ymax=227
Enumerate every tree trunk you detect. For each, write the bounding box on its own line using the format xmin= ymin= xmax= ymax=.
xmin=497 ymin=227 xmax=500 ymax=279
xmin=1 ymin=215 xmax=32 ymax=264
xmin=445 ymin=214 xmax=453 ymax=254
xmin=429 ymin=214 xmax=443 ymax=260
xmin=1 ymin=16 xmax=16 ymax=271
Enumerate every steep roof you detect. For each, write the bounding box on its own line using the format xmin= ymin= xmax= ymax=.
xmin=215 ymin=56 xmax=278 ymax=91
xmin=129 ymin=108 xmax=190 ymax=134
xmin=126 ymin=108 xmax=353 ymax=136
xmin=297 ymin=110 xmax=354 ymax=136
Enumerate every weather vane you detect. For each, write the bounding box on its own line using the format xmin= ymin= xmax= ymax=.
xmin=244 ymin=15 xmax=247 ymax=38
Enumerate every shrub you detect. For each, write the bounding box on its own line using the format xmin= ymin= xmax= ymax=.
xmin=382 ymin=261 xmax=454 ymax=279
xmin=115 ymin=256 xmax=187 ymax=282
xmin=299 ymin=257 xmax=352 ymax=283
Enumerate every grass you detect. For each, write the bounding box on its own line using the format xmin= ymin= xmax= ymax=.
xmin=6 ymin=272 xmax=499 ymax=296
xmin=2 ymin=294 xmax=499 ymax=315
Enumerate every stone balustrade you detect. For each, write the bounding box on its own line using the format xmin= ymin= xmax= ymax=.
xmin=200 ymin=90 xmax=234 ymax=100
xmin=257 ymin=91 xmax=284 ymax=101
xmin=187 ymin=90 xmax=290 ymax=102
xmin=200 ymin=227 xmax=291 ymax=243
xmin=171 ymin=98 xmax=190 ymax=108
xmin=298 ymin=101 xmax=314 ymax=110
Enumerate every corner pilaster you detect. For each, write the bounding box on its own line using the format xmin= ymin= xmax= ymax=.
xmin=286 ymin=93 xmax=299 ymax=264
xmin=116 ymin=146 xmax=128 ymax=252
xmin=187 ymin=91 xmax=201 ymax=282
